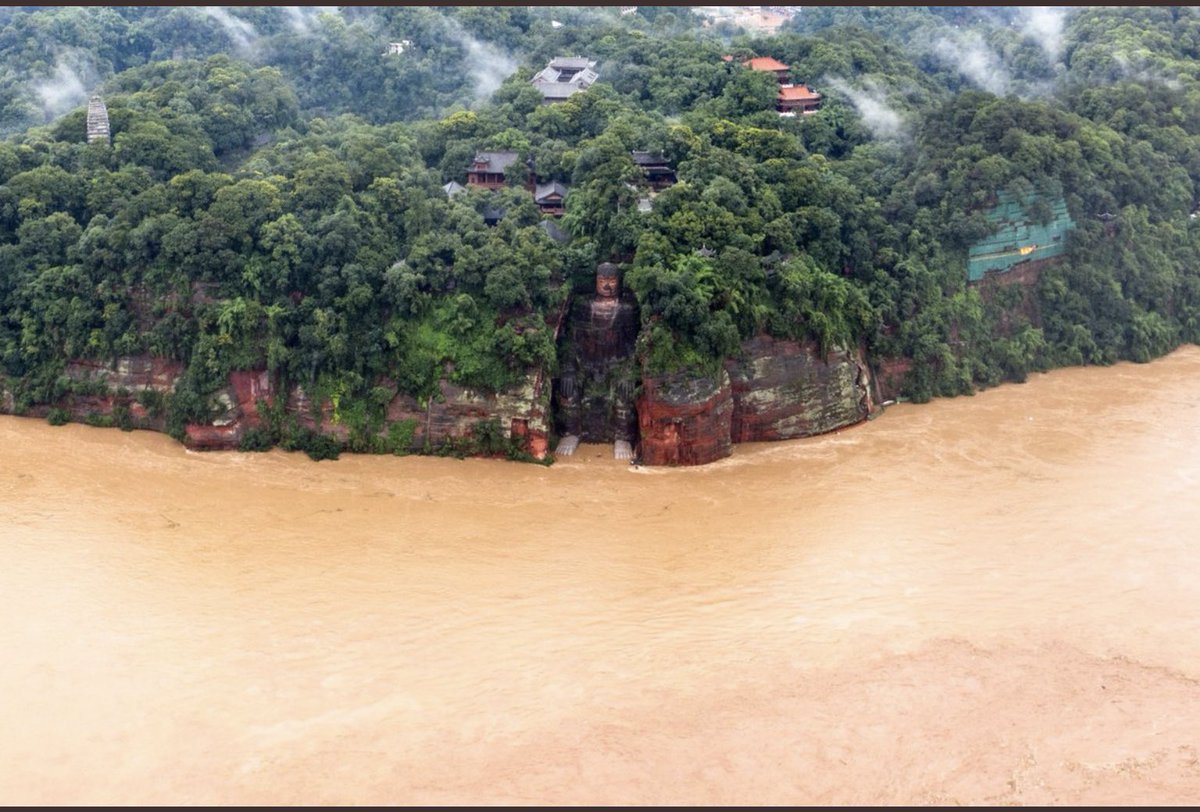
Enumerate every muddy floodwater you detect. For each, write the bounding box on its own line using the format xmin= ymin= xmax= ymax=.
xmin=3 ymin=348 xmax=1200 ymax=805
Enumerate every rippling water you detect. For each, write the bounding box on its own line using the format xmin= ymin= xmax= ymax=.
xmin=3 ymin=348 xmax=1200 ymax=804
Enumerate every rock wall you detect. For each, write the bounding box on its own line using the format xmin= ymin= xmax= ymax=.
xmin=53 ymin=355 xmax=184 ymax=431
xmin=7 ymin=326 xmax=881 ymax=468
xmin=636 ymin=370 xmax=733 ymax=466
xmin=184 ymin=369 xmax=275 ymax=450
xmin=64 ymin=356 xmax=183 ymax=393
xmin=873 ymin=357 xmax=913 ymax=403
xmin=635 ymin=338 xmax=879 ymax=466
xmin=971 ymin=255 xmax=1054 ymax=335
xmin=384 ymin=374 xmax=552 ymax=459
xmin=725 ymin=336 xmax=873 ymax=443
xmin=285 ymin=372 xmax=552 ymax=460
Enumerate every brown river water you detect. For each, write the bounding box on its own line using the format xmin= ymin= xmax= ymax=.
xmin=3 ymin=348 xmax=1200 ymax=805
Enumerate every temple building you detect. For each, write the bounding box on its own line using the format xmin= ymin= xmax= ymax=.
xmin=631 ymin=151 xmax=676 ymax=191
xmin=530 ymin=56 xmax=598 ymax=104
xmin=741 ymin=55 xmax=791 ymax=83
xmin=728 ymin=54 xmax=822 ymax=116
xmin=86 ymin=95 xmax=110 ymax=145
xmin=777 ymin=83 xmax=822 ymax=116
xmin=466 ymin=151 xmax=521 ymax=190
xmin=534 ymin=182 xmax=568 ymax=216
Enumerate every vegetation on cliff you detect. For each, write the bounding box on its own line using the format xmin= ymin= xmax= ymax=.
xmin=2 ymin=6 xmax=1200 ymax=453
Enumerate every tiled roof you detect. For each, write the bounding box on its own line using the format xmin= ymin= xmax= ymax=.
xmin=779 ymin=84 xmax=821 ymax=101
xmin=548 ymin=56 xmax=595 ymax=70
xmin=535 ymin=182 xmax=568 ymax=202
xmin=631 ymin=150 xmax=669 ymax=166
xmin=539 ymin=220 xmax=569 ymax=242
xmin=471 ymin=151 xmax=521 ymax=172
xmin=743 ymin=56 xmax=790 ymax=72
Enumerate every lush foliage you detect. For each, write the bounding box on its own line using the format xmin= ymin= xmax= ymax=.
xmin=3 ymin=5 xmax=1200 ymax=439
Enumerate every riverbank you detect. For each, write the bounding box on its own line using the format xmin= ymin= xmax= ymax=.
xmin=2 ymin=346 xmax=1199 ymax=804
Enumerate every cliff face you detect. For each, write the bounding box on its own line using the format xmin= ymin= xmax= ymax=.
xmin=635 ymin=338 xmax=877 ymax=466
xmin=283 ymin=372 xmax=552 ymax=460
xmin=381 ymin=374 xmax=552 ymax=459
xmin=725 ymin=336 xmax=873 ymax=443
xmin=184 ymin=369 xmax=275 ymax=450
xmin=971 ymin=255 xmax=1053 ymax=334
xmin=64 ymin=356 xmax=183 ymax=393
xmin=636 ymin=370 xmax=733 ymax=466
xmin=6 ymin=334 xmax=878 ymax=468
xmin=61 ymin=355 xmax=183 ymax=430
xmin=874 ymin=356 xmax=913 ymax=403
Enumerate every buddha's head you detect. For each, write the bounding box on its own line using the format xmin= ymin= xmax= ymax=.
xmin=596 ymin=262 xmax=620 ymax=298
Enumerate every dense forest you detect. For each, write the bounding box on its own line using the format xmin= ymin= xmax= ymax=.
xmin=2 ymin=6 xmax=1200 ymax=460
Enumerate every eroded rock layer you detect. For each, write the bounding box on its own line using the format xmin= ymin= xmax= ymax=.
xmin=636 ymin=370 xmax=733 ymax=466
xmin=726 ymin=336 xmax=873 ymax=443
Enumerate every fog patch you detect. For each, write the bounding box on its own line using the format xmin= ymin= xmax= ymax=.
xmin=933 ymin=31 xmax=1011 ymax=95
xmin=1018 ymin=7 xmax=1069 ymax=65
xmin=32 ymin=53 xmax=97 ymax=122
xmin=282 ymin=6 xmax=338 ymax=36
xmin=825 ymin=77 xmax=907 ymax=141
xmin=1114 ymin=52 xmax=1182 ymax=90
xmin=202 ymin=8 xmax=259 ymax=52
xmin=443 ymin=20 xmax=520 ymax=105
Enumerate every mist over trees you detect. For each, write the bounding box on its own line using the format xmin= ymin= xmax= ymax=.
xmin=2 ymin=5 xmax=1200 ymax=448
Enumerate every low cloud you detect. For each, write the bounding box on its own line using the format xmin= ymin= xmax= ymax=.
xmin=443 ymin=20 xmax=520 ymax=105
xmin=32 ymin=53 xmax=95 ymax=121
xmin=825 ymin=76 xmax=907 ymax=141
xmin=933 ymin=31 xmax=1011 ymax=95
xmin=281 ymin=6 xmax=338 ymax=36
xmin=1017 ymin=7 xmax=1069 ymax=65
xmin=1113 ymin=52 xmax=1182 ymax=90
xmin=202 ymin=8 xmax=259 ymax=52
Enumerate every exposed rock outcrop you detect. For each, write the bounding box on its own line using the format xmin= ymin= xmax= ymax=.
xmin=64 ymin=355 xmax=183 ymax=394
xmin=407 ymin=376 xmax=550 ymax=458
xmin=58 ymin=355 xmax=183 ymax=430
xmin=873 ymin=357 xmax=913 ymax=403
xmin=725 ymin=336 xmax=873 ymax=442
xmin=636 ymin=370 xmax=733 ymax=466
xmin=635 ymin=339 xmax=878 ymax=466
xmin=184 ymin=369 xmax=275 ymax=450
xmin=283 ymin=372 xmax=552 ymax=460
xmin=972 ymin=255 xmax=1053 ymax=334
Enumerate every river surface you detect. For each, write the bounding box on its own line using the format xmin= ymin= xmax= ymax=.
xmin=3 ymin=348 xmax=1200 ymax=805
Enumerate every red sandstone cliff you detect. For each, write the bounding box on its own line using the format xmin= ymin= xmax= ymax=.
xmin=284 ymin=374 xmax=552 ymax=460
xmin=971 ymin=256 xmax=1052 ymax=335
xmin=725 ymin=336 xmax=875 ymax=443
xmin=636 ymin=338 xmax=878 ymax=466
xmin=184 ymin=369 xmax=275 ymax=450
xmin=56 ymin=355 xmax=183 ymax=430
xmin=637 ymin=370 xmax=734 ymax=466
xmin=873 ymin=357 xmax=913 ymax=403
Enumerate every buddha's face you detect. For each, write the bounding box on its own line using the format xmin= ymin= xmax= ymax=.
xmin=596 ymin=273 xmax=619 ymax=298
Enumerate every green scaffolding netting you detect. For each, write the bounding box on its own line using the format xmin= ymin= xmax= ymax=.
xmin=967 ymin=192 xmax=1075 ymax=282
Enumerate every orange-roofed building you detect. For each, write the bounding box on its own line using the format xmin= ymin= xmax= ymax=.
xmin=777 ymin=83 xmax=821 ymax=115
xmin=742 ymin=56 xmax=790 ymax=83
